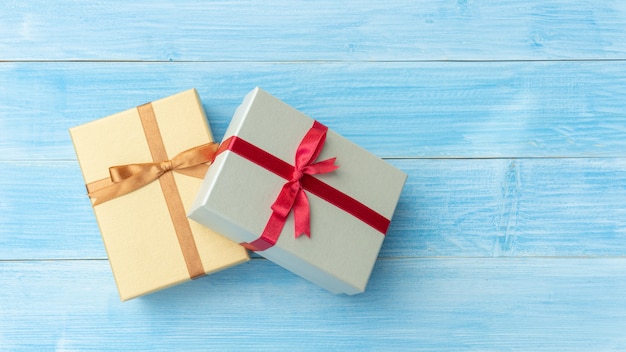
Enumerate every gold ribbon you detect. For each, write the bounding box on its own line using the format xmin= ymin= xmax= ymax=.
xmin=87 ymin=142 xmax=217 ymax=206
xmin=86 ymin=103 xmax=215 ymax=280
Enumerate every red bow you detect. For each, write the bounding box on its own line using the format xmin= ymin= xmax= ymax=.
xmin=216 ymin=120 xmax=389 ymax=252
xmin=270 ymin=121 xmax=338 ymax=238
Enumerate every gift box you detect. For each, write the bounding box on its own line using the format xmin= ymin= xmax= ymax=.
xmin=69 ymin=89 xmax=249 ymax=301
xmin=189 ymin=88 xmax=406 ymax=294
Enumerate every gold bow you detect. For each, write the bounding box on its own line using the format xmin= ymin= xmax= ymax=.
xmin=87 ymin=142 xmax=218 ymax=206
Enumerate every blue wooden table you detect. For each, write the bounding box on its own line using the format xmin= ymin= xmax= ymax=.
xmin=2 ymin=1 xmax=626 ymax=350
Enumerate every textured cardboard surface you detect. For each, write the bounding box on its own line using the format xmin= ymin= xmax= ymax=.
xmin=190 ymin=88 xmax=406 ymax=294
xmin=70 ymin=89 xmax=249 ymax=301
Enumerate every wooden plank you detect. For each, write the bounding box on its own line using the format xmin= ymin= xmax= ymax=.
xmin=1 ymin=258 xmax=625 ymax=350
xmin=2 ymin=61 xmax=626 ymax=160
xmin=388 ymin=158 xmax=626 ymax=258
xmin=0 ymin=161 xmax=104 ymax=259
xmin=2 ymin=1 xmax=626 ymax=61
xmin=3 ymin=158 xmax=626 ymax=260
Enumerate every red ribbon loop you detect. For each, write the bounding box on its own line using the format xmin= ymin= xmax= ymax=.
xmin=269 ymin=121 xmax=338 ymax=238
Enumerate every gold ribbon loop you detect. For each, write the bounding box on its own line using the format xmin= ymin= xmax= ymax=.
xmin=87 ymin=142 xmax=218 ymax=206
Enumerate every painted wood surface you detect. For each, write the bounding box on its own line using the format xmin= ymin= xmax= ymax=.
xmin=3 ymin=158 xmax=626 ymax=260
xmin=2 ymin=258 xmax=626 ymax=351
xmin=2 ymin=1 xmax=626 ymax=351
xmin=2 ymin=0 xmax=626 ymax=61
xmin=3 ymin=61 xmax=626 ymax=159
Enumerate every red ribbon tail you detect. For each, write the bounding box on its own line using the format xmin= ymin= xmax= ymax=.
xmin=293 ymin=190 xmax=311 ymax=238
xmin=271 ymin=181 xmax=299 ymax=217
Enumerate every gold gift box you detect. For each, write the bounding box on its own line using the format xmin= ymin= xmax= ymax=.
xmin=70 ymin=89 xmax=249 ymax=301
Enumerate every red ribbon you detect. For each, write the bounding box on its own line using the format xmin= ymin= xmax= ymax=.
xmin=216 ymin=120 xmax=390 ymax=251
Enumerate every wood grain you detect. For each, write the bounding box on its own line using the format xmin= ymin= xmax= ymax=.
xmin=2 ymin=1 xmax=626 ymax=61
xmin=2 ymin=61 xmax=626 ymax=160
xmin=2 ymin=1 xmax=626 ymax=350
xmin=1 ymin=258 xmax=625 ymax=351
xmin=2 ymin=158 xmax=625 ymax=260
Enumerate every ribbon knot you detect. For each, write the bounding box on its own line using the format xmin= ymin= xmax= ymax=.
xmin=291 ymin=169 xmax=304 ymax=182
xmin=269 ymin=121 xmax=339 ymax=238
xmin=160 ymin=160 xmax=173 ymax=172
xmin=87 ymin=142 xmax=218 ymax=206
